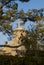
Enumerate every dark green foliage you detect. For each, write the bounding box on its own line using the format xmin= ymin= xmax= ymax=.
xmin=25 ymin=50 xmax=44 ymax=56
xmin=0 ymin=0 xmax=44 ymax=37
xmin=0 ymin=50 xmax=44 ymax=65
xmin=19 ymin=0 xmax=30 ymax=2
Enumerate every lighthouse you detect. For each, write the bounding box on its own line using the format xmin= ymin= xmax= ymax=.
xmin=2 ymin=21 xmax=28 ymax=56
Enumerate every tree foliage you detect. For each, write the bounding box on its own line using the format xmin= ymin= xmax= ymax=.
xmin=0 ymin=0 xmax=44 ymax=38
xmin=0 ymin=54 xmax=44 ymax=65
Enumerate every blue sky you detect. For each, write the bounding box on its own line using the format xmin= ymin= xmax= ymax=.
xmin=0 ymin=0 xmax=44 ymax=45
xmin=17 ymin=0 xmax=44 ymax=12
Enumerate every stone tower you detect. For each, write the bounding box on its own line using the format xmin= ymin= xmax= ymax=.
xmin=2 ymin=21 xmax=28 ymax=56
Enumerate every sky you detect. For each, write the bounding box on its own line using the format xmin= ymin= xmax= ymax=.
xmin=17 ymin=0 xmax=44 ymax=12
xmin=0 ymin=0 xmax=44 ymax=45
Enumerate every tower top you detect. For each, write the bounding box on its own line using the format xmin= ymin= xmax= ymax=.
xmin=16 ymin=21 xmax=24 ymax=29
